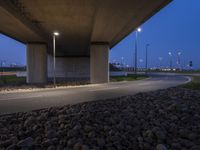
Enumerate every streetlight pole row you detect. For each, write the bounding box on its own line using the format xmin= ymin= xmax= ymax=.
xmin=168 ymin=51 xmax=182 ymax=70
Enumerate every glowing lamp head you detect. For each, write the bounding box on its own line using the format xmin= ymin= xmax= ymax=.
xmin=168 ymin=52 xmax=172 ymax=56
xmin=53 ymin=32 xmax=59 ymax=36
xmin=137 ymin=28 xmax=142 ymax=32
xmin=178 ymin=52 xmax=181 ymax=55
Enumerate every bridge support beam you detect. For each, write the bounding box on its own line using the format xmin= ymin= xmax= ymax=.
xmin=26 ymin=43 xmax=47 ymax=84
xmin=90 ymin=43 xmax=109 ymax=83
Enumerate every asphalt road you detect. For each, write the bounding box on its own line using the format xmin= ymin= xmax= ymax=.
xmin=0 ymin=73 xmax=190 ymax=114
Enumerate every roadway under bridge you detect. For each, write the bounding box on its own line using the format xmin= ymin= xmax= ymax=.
xmin=0 ymin=0 xmax=172 ymax=84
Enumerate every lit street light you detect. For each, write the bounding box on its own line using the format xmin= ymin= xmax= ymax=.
xmin=0 ymin=60 xmax=6 ymax=77
xmin=145 ymin=44 xmax=150 ymax=74
xmin=158 ymin=57 xmax=163 ymax=69
xmin=0 ymin=61 xmax=3 ymax=78
xmin=177 ymin=52 xmax=181 ymax=70
xmin=121 ymin=57 xmax=124 ymax=68
xmin=53 ymin=32 xmax=59 ymax=87
xmin=134 ymin=27 xmax=142 ymax=77
xmin=139 ymin=58 xmax=143 ymax=71
xmin=168 ymin=52 xmax=172 ymax=70
xmin=121 ymin=57 xmax=125 ymax=74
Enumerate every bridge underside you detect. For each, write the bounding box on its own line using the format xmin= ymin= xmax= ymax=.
xmin=0 ymin=0 xmax=171 ymax=83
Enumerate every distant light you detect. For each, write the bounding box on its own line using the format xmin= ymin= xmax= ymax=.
xmin=137 ymin=28 xmax=142 ymax=32
xmin=158 ymin=57 xmax=163 ymax=61
xmin=168 ymin=52 xmax=172 ymax=56
xmin=139 ymin=59 xmax=143 ymax=63
xmin=178 ymin=52 xmax=181 ymax=55
xmin=53 ymin=32 xmax=59 ymax=36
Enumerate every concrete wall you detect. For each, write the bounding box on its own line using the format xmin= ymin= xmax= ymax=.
xmin=47 ymin=55 xmax=90 ymax=79
xmin=90 ymin=44 xmax=109 ymax=83
xmin=26 ymin=43 xmax=47 ymax=83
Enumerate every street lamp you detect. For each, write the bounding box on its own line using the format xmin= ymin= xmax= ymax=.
xmin=139 ymin=58 xmax=143 ymax=71
xmin=121 ymin=57 xmax=125 ymax=75
xmin=168 ymin=52 xmax=172 ymax=70
xmin=145 ymin=44 xmax=150 ymax=74
xmin=121 ymin=57 xmax=124 ymax=69
xmin=0 ymin=60 xmax=3 ymax=78
xmin=158 ymin=57 xmax=163 ymax=69
xmin=177 ymin=52 xmax=181 ymax=70
xmin=134 ymin=27 xmax=142 ymax=77
xmin=0 ymin=60 xmax=6 ymax=77
xmin=53 ymin=32 xmax=59 ymax=87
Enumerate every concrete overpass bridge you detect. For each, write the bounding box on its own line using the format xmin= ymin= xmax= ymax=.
xmin=0 ymin=0 xmax=171 ymax=84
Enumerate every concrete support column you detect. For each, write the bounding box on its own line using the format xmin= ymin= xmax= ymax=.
xmin=26 ymin=43 xmax=47 ymax=84
xmin=90 ymin=43 xmax=109 ymax=83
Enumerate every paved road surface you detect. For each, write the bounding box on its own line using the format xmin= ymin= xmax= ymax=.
xmin=0 ymin=73 xmax=190 ymax=114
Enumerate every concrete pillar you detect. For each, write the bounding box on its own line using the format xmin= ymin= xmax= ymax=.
xmin=26 ymin=43 xmax=47 ymax=84
xmin=90 ymin=43 xmax=109 ymax=83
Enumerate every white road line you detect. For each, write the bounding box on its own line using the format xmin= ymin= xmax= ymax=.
xmin=184 ymin=76 xmax=192 ymax=84
xmin=0 ymin=95 xmax=43 ymax=101
xmin=89 ymin=87 xmax=119 ymax=92
xmin=137 ymin=82 xmax=152 ymax=86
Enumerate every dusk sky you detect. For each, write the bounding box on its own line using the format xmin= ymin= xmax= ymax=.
xmin=111 ymin=0 xmax=200 ymax=69
xmin=0 ymin=0 xmax=200 ymax=69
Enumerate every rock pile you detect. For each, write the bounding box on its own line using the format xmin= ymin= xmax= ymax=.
xmin=0 ymin=87 xmax=200 ymax=150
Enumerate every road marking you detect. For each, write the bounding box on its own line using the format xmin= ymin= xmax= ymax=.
xmin=0 ymin=95 xmax=43 ymax=101
xmin=137 ymin=82 xmax=151 ymax=86
xmin=184 ymin=76 xmax=192 ymax=84
xmin=89 ymin=87 xmax=119 ymax=92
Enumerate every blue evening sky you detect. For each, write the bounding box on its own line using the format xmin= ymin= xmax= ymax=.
xmin=0 ymin=0 xmax=200 ymax=69
xmin=111 ymin=0 xmax=200 ymax=69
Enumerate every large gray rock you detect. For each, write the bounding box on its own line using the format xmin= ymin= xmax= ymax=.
xmin=73 ymin=142 xmax=82 ymax=150
xmin=24 ymin=116 xmax=36 ymax=127
xmin=156 ymin=144 xmax=168 ymax=150
xmin=17 ymin=137 xmax=33 ymax=148
xmin=97 ymin=138 xmax=105 ymax=147
xmin=46 ymin=130 xmax=57 ymax=139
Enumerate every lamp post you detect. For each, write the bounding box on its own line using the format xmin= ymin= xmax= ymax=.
xmin=0 ymin=60 xmax=5 ymax=78
xmin=177 ymin=52 xmax=181 ymax=70
xmin=168 ymin=52 xmax=172 ymax=70
xmin=158 ymin=57 xmax=163 ymax=69
xmin=121 ymin=57 xmax=125 ymax=75
xmin=0 ymin=60 xmax=2 ymax=78
xmin=134 ymin=28 xmax=141 ymax=77
xmin=121 ymin=57 xmax=124 ymax=68
xmin=53 ymin=32 xmax=59 ymax=87
xmin=145 ymin=44 xmax=150 ymax=74
xmin=139 ymin=58 xmax=143 ymax=71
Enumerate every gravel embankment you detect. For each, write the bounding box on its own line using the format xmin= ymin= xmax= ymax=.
xmin=0 ymin=87 xmax=200 ymax=150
